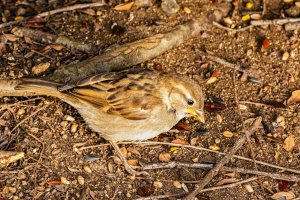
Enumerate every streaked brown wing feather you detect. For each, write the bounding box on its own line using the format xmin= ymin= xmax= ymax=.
xmin=67 ymin=69 xmax=162 ymax=120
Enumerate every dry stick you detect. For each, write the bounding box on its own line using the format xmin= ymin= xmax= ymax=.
xmin=0 ymin=2 xmax=106 ymax=29
xmin=222 ymin=166 xmax=300 ymax=182
xmin=212 ymin=21 xmax=254 ymax=32
xmin=251 ymin=18 xmax=300 ymax=26
xmin=28 ymin=133 xmax=45 ymax=199
xmin=184 ymin=117 xmax=262 ymax=200
xmin=12 ymin=27 xmax=94 ymax=53
xmin=284 ymin=22 xmax=300 ymax=31
xmin=78 ymin=141 xmax=300 ymax=175
xmin=135 ymin=177 xmax=258 ymax=200
xmin=142 ymin=162 xmax=300 ymax=182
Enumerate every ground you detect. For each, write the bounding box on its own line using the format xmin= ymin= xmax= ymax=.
xmin=0 ymin=0 xmax=300 ymax=199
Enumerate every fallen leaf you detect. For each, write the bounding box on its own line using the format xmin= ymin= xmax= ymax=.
xmin=127 ymin=159 xmax=139 ymax=166
xmin=114 ymin=2 xmax=135 ymax=11
xmin=51 ymin=44 xmax=64 ymax=51
xmin=283 ymin=135 xmax=295 ymax=152
xmin=120 ymin=147 xmax=128 ymax=158
xmin=169 ymin=147 xmax=179 ymax=152
xmin=159 ymin=152 xmax=171 ymax=162
xmin=4 ymin=34 xmax=19 ymax=42
xmin=171 ymin=138 xmax=188 ymax=145
xmin=137 ymin=185 xmax=155 ymax=197
xmin=262 ymin=38 xmax=270 ymax=49
xmin=271 ymin=191 xmax=295 ymax=200
xmin=32 ymin=62 xmax=51 ymax=75
xmin=216 ymin=178 xmax=238 ymax=186
xmin=127 ymin=147 xmax=141 ymax=156
xmin=278 ymin=180 xmax=289 ymax=191
xmin=287 ymin=90 xmax=300 ymax=105
xmin=211 ymin=70 xmax=220 ymax=77
xmin=80 ymin=8 xmax=96 ymax=16
xmin=204 ymin=102 xmax=226 ymax=112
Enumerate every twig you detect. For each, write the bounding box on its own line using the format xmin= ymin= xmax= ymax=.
xmin=239 ymin=101 xmax=292 ymax=111
xmin=142 ymin=161 xmax=213 ymax=170
xmin=222 ymin=166 xmax=300 ymax=182
xmin=184 ymin=117 xmax=262 ymax=200
xmin=285 ymin=22 xmax=300 ymax=31
xmin=135 ymin=177 xmax=258 ymax=200
xmin=0 ymin=2 xmax=106 ymax=29
xmin=213 ymin=21 xmax=254 ymax=32
xmin=199 ymin=51 xmax=254 ymax=75
xmin=141 ymin=161 xmax=300 ymax=182
xmin=8 ymin=104 xmax=50 ymax=134
xmin=78 ymin=141 xmax=300 ymax=175
xmin=251 ymin=18 xmax=300 ymax=26
xmin=28 ymin=133 xmax=45 ymax=199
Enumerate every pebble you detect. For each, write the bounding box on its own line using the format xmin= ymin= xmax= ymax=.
xmin=183 ymin=7 xmax=191 ymax=14
xmin=173 ymin=181 xmax=182 ymax=188
xmin=244 ymin=184 xmax=254 ymax=193
xmin=206 ymin=77 xmax=217 ymax=84
xmin=209 ymin=145 xmax=220 ymax=151
xmin=71 ymin=123 xmax=78 ymax=133
xmin=223 ymin=17 xmax=233 ymax=25
xmin=223 ymin=130 xmax=233 ymax=138
xmin=17 ymin=108 xmax=25 ymax=115
xmin=8 ymin=187 xmax=17 ymax=194
xmin=64 ymin=115 xmax=75 ymax=122
xmin=153 ymin=181 xmax=163 ymax=188
xmin=161 ymin=0 xmax=180 ymax=14
xmin=251 ymin=14 xmax=261 ymax=20
xmin=77 ymin=176 xmax=85 ymax=185
xmin=215 ymin=138 xmax=221 ymax=144
xmin=83 ymin=165 xmax=92 ymax=173
xmin=182 ymin=183 xmax=189 ymax=192
xmin=238 ymin=104 xmax=247 ymax=110
xmin=192 ymin=157 xmax=199 ymax=163
xmin=282 ymin=52 xmax=290 ymax=61
xmin=276 ymin=116 xmax=285 ymax=127
xmin=60 ymin=121 xmax=68 ymax=128
xmin=216 ymin=114 xmax=222 ymax=123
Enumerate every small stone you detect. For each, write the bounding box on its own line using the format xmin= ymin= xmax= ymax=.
xmin=276 ymin=116 xmax=285 ymax=127
xmin=71 ymin=123 xmax=78 ymax=133
xmin=161 ymin=0 xmax=180 ymax=14
xmin=215 ymin=138 xmax=221 ymax=144
xmin=83 ymin=165 xmax=92 ymax=173
xmin=223 ymin=130 xmax=233 ymax=138
xmin=192 ymin=157 xmax=198 ymax=163
xmin=173 ymin=181 xmax=181 ymax=188
xmin=64 ymin=115 xmax=75 ymax=121
xmin=159 ymin=152 xmax=171 ymax=162
xmin=153 ymin=181 xmax=163 ymax=188
xmin=251 ymin=14 xmax=261 ymax=20
xmin=209 ymin=145 xmax=220 ymax=151
xmin=77 ymin=176 xmax=85 ymax=185
xmin=181 ymin=183 xmax=189 ymax=192
xmin=244 ymin=184 xmax=254 ymax=193
xmin=206 ymin=77 xmax=217 ymax=84
xmin=238 ymin=104 xmax=247 ymax=110
xmin=17 ymin=108 xmax=25 ymax=115
xmin=282 ymin=52 xmax=289 ymax=61
xmin=60 ymin=121 xmax=68 ymax=128
xmin=183 ymin=7 xmax=191 ymax=14
xmin=8 ymin=187 xmax=16 ymax=194
xmin=223 ymin=17 xmax=233 ymax=25
xmin=60 ymin=176 xmax=70 ymax=185
xmin=216 ymin=114 xmax=222 ymax=123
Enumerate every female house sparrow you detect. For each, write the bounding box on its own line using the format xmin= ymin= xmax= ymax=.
xmin=0 ymin=69 xmax=205 ymax=175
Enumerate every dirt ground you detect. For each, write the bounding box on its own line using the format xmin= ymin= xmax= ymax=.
xmin=0 ymin=0 xmax=300 ymax=199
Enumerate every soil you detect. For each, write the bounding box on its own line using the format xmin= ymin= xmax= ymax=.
xmin=0 ymin=0 xmax=300 ymax=200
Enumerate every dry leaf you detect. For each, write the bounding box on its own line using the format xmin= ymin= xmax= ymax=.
xmin=159 ymin=152 xmax=171 ymax=162
xmin=287 ymin=90 xmax=300 ymax=105
xmin=4 ymin=34 xmax=19 ymax=42
xmin=51 ymin=44 xmax=64 ymax=51
xmin=171 ymin=138 xmax=188 ymax=145
xmin=127 ymin=147 xmax=141 ymax=156
xmin=0 ymin=151 xmax=25 ymax=169
xmin=80 ymin=8 xmax=96 ymax=15
xmin=32 ymin=62 xmax=51 ymax=75
xmin=216 ymin=178 xmax=238 ymax=186
xmin=283 ymin=135 xmax=295 ymax=152
xmin=47 ymin=180 xmax=62 ymax=185
xmin=114 ymin=2 xmax=135 ymax=11
xmin=120 ymin=147 xmax=128 ymax=158
xmin=127 ymin=159 xmax=139 ymax=166
xmin=271 ymin=191 xmax=295 ymax=200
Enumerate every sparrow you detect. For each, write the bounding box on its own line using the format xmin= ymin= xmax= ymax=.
xmin=0 ymin=68 xmax=205 ymax=175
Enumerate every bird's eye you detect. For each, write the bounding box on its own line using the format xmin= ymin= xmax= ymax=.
xmin=187 ymin=99 xmax=194 ymax=105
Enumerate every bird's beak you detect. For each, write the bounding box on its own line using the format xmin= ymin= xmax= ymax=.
xmin=188 ymin=108 xmax=205 ymax=123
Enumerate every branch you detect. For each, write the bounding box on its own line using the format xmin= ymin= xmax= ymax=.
xmin=184 ymin=117 xmax=262 ymax=200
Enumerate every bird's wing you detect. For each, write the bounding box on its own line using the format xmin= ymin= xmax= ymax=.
xmin=67 ymin=69 xmax=163 ymax=120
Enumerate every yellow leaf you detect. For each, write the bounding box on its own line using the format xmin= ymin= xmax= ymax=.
xmin=169 ymin=147 xmax=179 ymax=152
xmin=242 ymin=14 xmax=250 ymax=21
xmin=216 ymin=178 xmax=238 ymax=186
xmin=287 ymin=90 xmax=300 ymax=105
xmin=283 ymin=135 xmax=295 ymax=152
xmin=31 ymin=62 xmax=51 ymax=75
xmin=114 ymin=2 xmax=134 ymax=11
xmin=127 ymin=159 xmax=139 ymax=166
xmin=271 ymin=191 xmax=295 ymax=200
